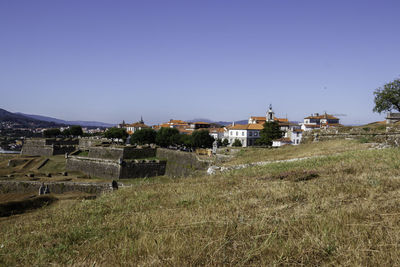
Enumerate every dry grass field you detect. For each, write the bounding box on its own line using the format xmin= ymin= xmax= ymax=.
xmin=1 ymin=141 xmax=400 ymax=265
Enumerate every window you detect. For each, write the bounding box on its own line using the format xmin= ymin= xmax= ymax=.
xmin=254 ymin=132 xmax=258 ymax=136
xmin=249 ymin=131 xmax=252 ymax=136
xmin=242 ymin=131 xmax=244 ymax=136
xmin=236 ymin=131 xmax=238 ymax=136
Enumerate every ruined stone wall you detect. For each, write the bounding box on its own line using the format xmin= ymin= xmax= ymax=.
xmin=45 ymin=139 xmax=79 ymax=146
xmin=88 ymin=146 xmax=156 ymax=160
xmin=66 ymin=157 xmax=120 ymax=179
xmin=156 ymin=148 xmax=211 ymax=177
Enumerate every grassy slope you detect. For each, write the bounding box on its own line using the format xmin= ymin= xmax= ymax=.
xmin=1 ymin=142 xmax=400 ymax=265
xmin=225 ymin=139 xmax=371 ymax=165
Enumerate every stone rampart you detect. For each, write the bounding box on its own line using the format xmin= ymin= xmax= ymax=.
xmin=120 ymin=160 xmax=166 ymax=178
xmin=0 ymin=180 xmax=111 ymax=195
xmin=21 ymin=138 xmax=78 ymax=156
xmin=156 ymin=148 xmax=212 ymax=177
xmin=66 ymin=156 xmax=166 ymax=179
xmin=66 ymin=157 xmax=120 ymax=179
xmin=88 ymin=146 xmax=156 ymax=160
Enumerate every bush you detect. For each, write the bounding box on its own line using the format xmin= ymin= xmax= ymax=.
xmin=222 ymin=139 xmax=229 ymax=147
xmin=232 ymin=139 xmax=242 ymax=147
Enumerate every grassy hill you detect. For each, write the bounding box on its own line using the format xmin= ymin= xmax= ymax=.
xmin=1 ymin=140 xmax=400 ymax=265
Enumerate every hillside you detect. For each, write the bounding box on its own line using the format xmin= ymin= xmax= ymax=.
xmin=17 ymin=112 xmax=114 ymax=127
xmin=1 ymin=140 xmax=400 ymax=265
xmin=0 ymin=108 xmax=62 ymax=128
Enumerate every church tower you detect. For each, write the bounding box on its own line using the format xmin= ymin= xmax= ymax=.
xmin=266 ymin=104 xmax=274 ymax=122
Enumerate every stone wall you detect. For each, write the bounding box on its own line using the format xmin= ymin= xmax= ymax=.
xmin=21 ymin=138 xmax=78 ymax=156
xmin=0 ymin=180 xmax=111 ymax=194
xmin=66 ymin=157 xmax=120 ymax=179
xmin=66 ymin=156 xmax=166 ymax=179
xmin=78 ymin=138 xmax=104 ymax=149
xmin=156 ymin=148 xmax=212 ymax=177
xmin=120 ymin=160 xmax=166 ymax=178
xmin=88 ymin=146 xmax=156 ymax=160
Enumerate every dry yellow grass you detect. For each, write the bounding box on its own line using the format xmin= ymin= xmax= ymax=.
xmin=1 ymin=143 xmax=400 ymax=265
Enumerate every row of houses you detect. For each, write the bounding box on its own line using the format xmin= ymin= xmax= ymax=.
xmin=118 ymin=105 xmax=342 ymax=147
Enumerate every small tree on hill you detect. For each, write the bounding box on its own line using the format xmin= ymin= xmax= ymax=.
xmin=104 ymin=127 xmax=128 ymax=142
xmin=155 ymin=127 xmax=180 ymax=147
xmin=191 ymin=129 xmax=214 ymax=148
xmin=180 ymin=134 xmax=193 ymax=147
xmin=256 ymin=121 xmax=283 ymax=146
xmin=373 ymin=79 xmax=400 ymax=113
xmin=130 ymin=128 xmax=156 ymax=145
xmin=232 ymin=139 xmax=242 ymax=147
xmin=43 ymin=128 xmax=61 ymax=138
xmin=69 ymin=125 xmax=83 ymax=136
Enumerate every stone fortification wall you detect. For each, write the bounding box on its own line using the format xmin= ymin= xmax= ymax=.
xmin=66 ymin=157 xmax=120 ymax=179
xmin=156 ymin=148 xmax=211 ymax=177
xmin=88 ymin=146 xmax=156 ymax=160
xmin=21 ymin=138 xmax=78 ymax=156
xmin=120 ymin=160 xmax=166 ymax=178
xmin=0 ymin=180 xmax=111 ymax=194
xmin=78 ymin=138 xmax=103 ymax=149
xmin=66 ymin=156 xmax=166 ymax=179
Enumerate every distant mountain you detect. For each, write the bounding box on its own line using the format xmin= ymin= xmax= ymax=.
xmin=17 ymin=113 xmax=114 ymax=128
xmin=0 ymin=108 xmax=63 ymax=128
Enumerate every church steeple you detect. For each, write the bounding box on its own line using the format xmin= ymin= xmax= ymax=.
xmin=266 ymin=104 xmax=274 ymax=122
xmin=139 ymin=116 xmax=144 ymax=124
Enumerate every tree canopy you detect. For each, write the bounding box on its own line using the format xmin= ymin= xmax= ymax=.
xmin=104 ymin=127 xmax=129 ymax=141
xmin=69 ymin=125 xmax=83 ymax=136
xmin=256 ymin=121 xmax=283 ymax=146
xmin=155 ymin=127 xmax=181 ymax=147
xmin=130 ymin=128 xmax=156 ymax=145
xmin=43 ymin=128 xmax=61 ymax=138
xmin=191 ymin=129 xmax=214 ymax=148
xmin=373 ymin=79 xmax=400 ymax=113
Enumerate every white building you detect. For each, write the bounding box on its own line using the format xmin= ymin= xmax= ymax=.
xmin=300 ymin=113 xmax=341 ymax=131
xmin=227 ymin=124 xmax=263 ymax=147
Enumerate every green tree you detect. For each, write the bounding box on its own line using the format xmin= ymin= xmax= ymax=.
xmin=130 ymin=128 xmax=156 ymax=145
xmin=179 ymin=134 xmax=193 ymax=147
xmin=43 ymin=128 xmax=61 ymax=138
xmin=69 ymin=125 xmax=83 ymax=136
xmin=155 ymin=127 xmax=180 ymax=147
xmin=104 ymin=127 xmax=129 ymax=142
xmin=373 ymin=79 xmax=400 ymax=113
xmin=191 ymin=129 xmax=214 ymax=148
xmin=232 ymin=139 xmax=242 ymax=147
xmin=256 ymin=121 xmax=283 ymax=146
xmin=222 ymin=139 xmax=229 ymax=146
xmin=61 ymin=128 xmax=71 ymax=136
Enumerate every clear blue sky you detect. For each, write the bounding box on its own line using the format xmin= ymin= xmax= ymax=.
xmin=1 ymin=0 xmax=399 ymax=125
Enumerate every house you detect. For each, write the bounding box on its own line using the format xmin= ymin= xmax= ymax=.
xmin=386 ymin=113 xmax=400 ymax=124
xmin=300 ymin=113 xmax=341 ymax=131
xmin=272 ymin=138 xmax=292 ymax=147
xmin=209 ymin=127 xmax=226 ymax=140
xmin=190 ymin=122 xmax=211 ymax=129
xmin=227 ymin=123 xmax=263 ymax=147
xmin=118 ymin=117 xmax=150 ymax=134
xmin=248 ymin=105 xmax=302 ymax=146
